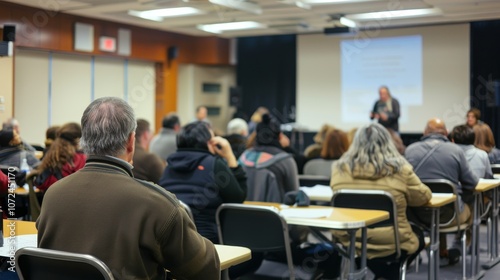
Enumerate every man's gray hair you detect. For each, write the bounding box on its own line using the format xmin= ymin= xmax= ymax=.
xmin=335 ymin=123 xmax=406 ymax=176
xmin=80 ymin=97 xmax=137 ymax=157
xmin=227 ymin=118 xmax=248 ymax=135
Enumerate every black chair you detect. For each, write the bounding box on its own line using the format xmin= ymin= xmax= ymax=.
xmin=15 ymin=247 xmax=114 ymax=280
xmin=420 ymin=179 xmax=470 ymax=279
xmin=298 ymin=174 xmax=330 ymax=187
xmin=491 ymin=164 xmax=500 ymax=175
xmin=216 ymin=203 xmax=295 ymax=280
xmin=331 ymin=189 xmax=410 ymax=280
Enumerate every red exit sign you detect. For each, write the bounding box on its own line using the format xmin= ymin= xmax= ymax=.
xmin=99 ymin=36 xmax=116 ymax=52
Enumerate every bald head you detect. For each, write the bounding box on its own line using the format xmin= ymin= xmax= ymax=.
xmin=424 ymin=118 xmax=448 ymax=136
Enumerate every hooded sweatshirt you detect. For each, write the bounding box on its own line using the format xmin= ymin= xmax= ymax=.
xmin=159 ymin=148 xmax=247 ymax=243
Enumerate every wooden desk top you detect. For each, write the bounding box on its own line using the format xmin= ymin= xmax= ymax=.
xmin=3 ymin=220 xmax=37 ymax=237
xmin=425 ymin=193 xmax=456 ymax=208
xmin=215 ymin=245 xmax=251 ymax=270
xmin=476 ymin=179 xmax=500 ymax=192
xmin=2 ymin=221 xmax=251 ymax=271
xmin=244 ymin=201 xmax=389 ymax=229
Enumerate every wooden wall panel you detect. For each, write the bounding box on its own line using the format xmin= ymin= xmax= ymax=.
xmin=0 ymin=1 xmax=231 ymax=133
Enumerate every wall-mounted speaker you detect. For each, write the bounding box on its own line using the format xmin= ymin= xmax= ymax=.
xmin=168 ymin=46 xmax=178 ymax=60
xmin=229 ymin=86 xmax=242 ymax=107
xmin=2 ymin=25 xmax=16 ymax=42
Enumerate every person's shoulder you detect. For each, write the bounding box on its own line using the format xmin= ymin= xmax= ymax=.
xmin=134 ymin=178 xmax=181 ymax=206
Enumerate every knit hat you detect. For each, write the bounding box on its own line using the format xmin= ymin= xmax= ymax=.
xmin=0 ymin=130 xmax=14 ymax=147
xmin=256 ymin=114 xmax=281 ymax=146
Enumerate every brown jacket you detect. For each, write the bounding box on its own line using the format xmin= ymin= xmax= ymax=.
xmin=330 ymin=163 xmax=431 ymax=259
xmin=37 ymin=155 xmax=220 ymax=280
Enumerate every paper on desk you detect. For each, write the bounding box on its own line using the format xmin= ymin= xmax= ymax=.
xmin=300 ymin=185 xmax=333 ymax=197
xmin=431 ymin=193 xmax=454 ymax=198
xmin=280 ymin=208 xmax=333 ymax=219
xmin=479 ymin=178 xmax=500 ymax=183
xmin=0 ymin=234 xmax=37 ymax=257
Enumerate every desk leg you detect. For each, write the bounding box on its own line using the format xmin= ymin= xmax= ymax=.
xmin=468 ymin=193 xmax=485 ymax=280
xmin=428 ymin=207 xmax=440 ymax=280
xmin=360 ymin=227 xmax=367 ymax=280
xmin=483 ymin=187 xmax=500 ymax=269
xmin=345 ymin=228 xmax=367 ymax=280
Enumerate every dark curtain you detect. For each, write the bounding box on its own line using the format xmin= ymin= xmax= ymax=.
xmin=236 ymin=35 xmax=296 ymax=124
xmin=471 ymin=20 xmax=500 ymax=142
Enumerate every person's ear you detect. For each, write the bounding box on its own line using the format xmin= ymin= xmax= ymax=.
xmin=127 ymin=132 xmax=135 ymax=153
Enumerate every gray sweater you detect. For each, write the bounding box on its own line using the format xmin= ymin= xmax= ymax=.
xmin=405 ymin=134 xmax=479 ymax=208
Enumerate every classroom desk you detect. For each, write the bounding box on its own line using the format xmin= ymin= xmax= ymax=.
xmin=424 ymin=194 xmax=456 ymax=280
xmin=1 ymin=221 xmax=251 ymax=271
xmin=472 ymin=179 xmax=500 ymax=277
xmin=244 ymin=201 xmax=389 ymax=280
xmin=298 ymin=186 xmax=457 ymax=280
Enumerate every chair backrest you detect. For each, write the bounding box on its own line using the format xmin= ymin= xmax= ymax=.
xmin=420 ymin=179 xmax=461 ymax=227
xmin=331 ymin=189 xmax=400 ymax=258
xmin=15 ymin=247 xmax=114 ymax=280
xmin=491 ymin=164 xmax=500 ymax=174
xmin=216 ymin=203 xmax=295 ymax=279
xmin=298 ymin=174 xmax=330 ymax=187
xmin=303 ymin=159 xmax=335 ymax=177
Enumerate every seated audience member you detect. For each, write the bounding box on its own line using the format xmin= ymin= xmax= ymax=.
xmin=248 ymin=106 xmax=269 ymax=135
xmin=150 ymin=113 xmax=180 ymax=161
xmin=34 ymin=123 xmax=86 ymax=191
xmin=0 ymin=169 xmax=8 ymax=195
xmin=473 ymin=122 xmax=500 ymax=164
xmin=42 ymin=125 xmax=60 ymax=159
xmin=451 ymin=124 xmax=493 ymax=179
xmin=0 ymin=130 xmax=39 ymax=169
xmin=405 ymin=118 xmax=478 ymax=265
xmin=240 ymin=114 xmax=300 ymax=199
xmin=387 ymin=128 xmax=406 ymax=155
xmin=2 ymin=118 xmax=36 ymax=153
xmin=331 ymin=123 xmax=431 ymax=279
xmin=132 ymin=119 xmax=165 ymax=183
xmin=320 ymin=128 xmax=349 ymax=160
xmin=466 ymin=108 xmax=482 ymax=128
xmin=159 ymin=121 xmax=247 ymax=243
xmin=304 ymin=124 xmax=334 ymax=159
xmin=224 ymin=118 xmax=249 ymax=159
xmin=37 ymin=97 xmax=220 ymax=279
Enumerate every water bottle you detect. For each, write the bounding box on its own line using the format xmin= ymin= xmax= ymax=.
xmin=20 ymin=153 xmax=30 ymax=191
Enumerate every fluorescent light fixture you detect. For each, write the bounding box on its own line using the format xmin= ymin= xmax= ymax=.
xmin=346 ymin=8 xmax=441 ymax=21
xmin=302 ymin=0 xmax=380 ymax=4
xmin=128 ymin=7 xmax=205 ymax=22
xmin=197 ymin=21 xmax=266 ymax=34
xmin=340 ymin=17 xmax=356 ymax=27
xmin=209 ymin=0 xmax=262 ymax=14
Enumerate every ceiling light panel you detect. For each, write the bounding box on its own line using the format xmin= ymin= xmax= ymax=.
xmin=128 ymin=7 xmax=205 ymax=22
xmin=197 ymin=21 xmax=266 ymax=33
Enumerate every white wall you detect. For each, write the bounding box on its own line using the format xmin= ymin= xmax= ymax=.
xmin=14 ymin=49 xmax=155 ymax=145
xmin=177 ymin=64 xmax=236 ymax=134
xmin=297 ymin=23 xmax=470 ymax=133
xmin=0 ymin=55 xmax=14 ymax=121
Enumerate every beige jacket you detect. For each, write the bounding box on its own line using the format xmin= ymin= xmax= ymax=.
xmin=330 ymin=163 xmax=431 ymax=259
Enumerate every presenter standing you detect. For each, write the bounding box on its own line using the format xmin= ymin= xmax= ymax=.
xmin=370 ymin=86 xmax=400 ymax=132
